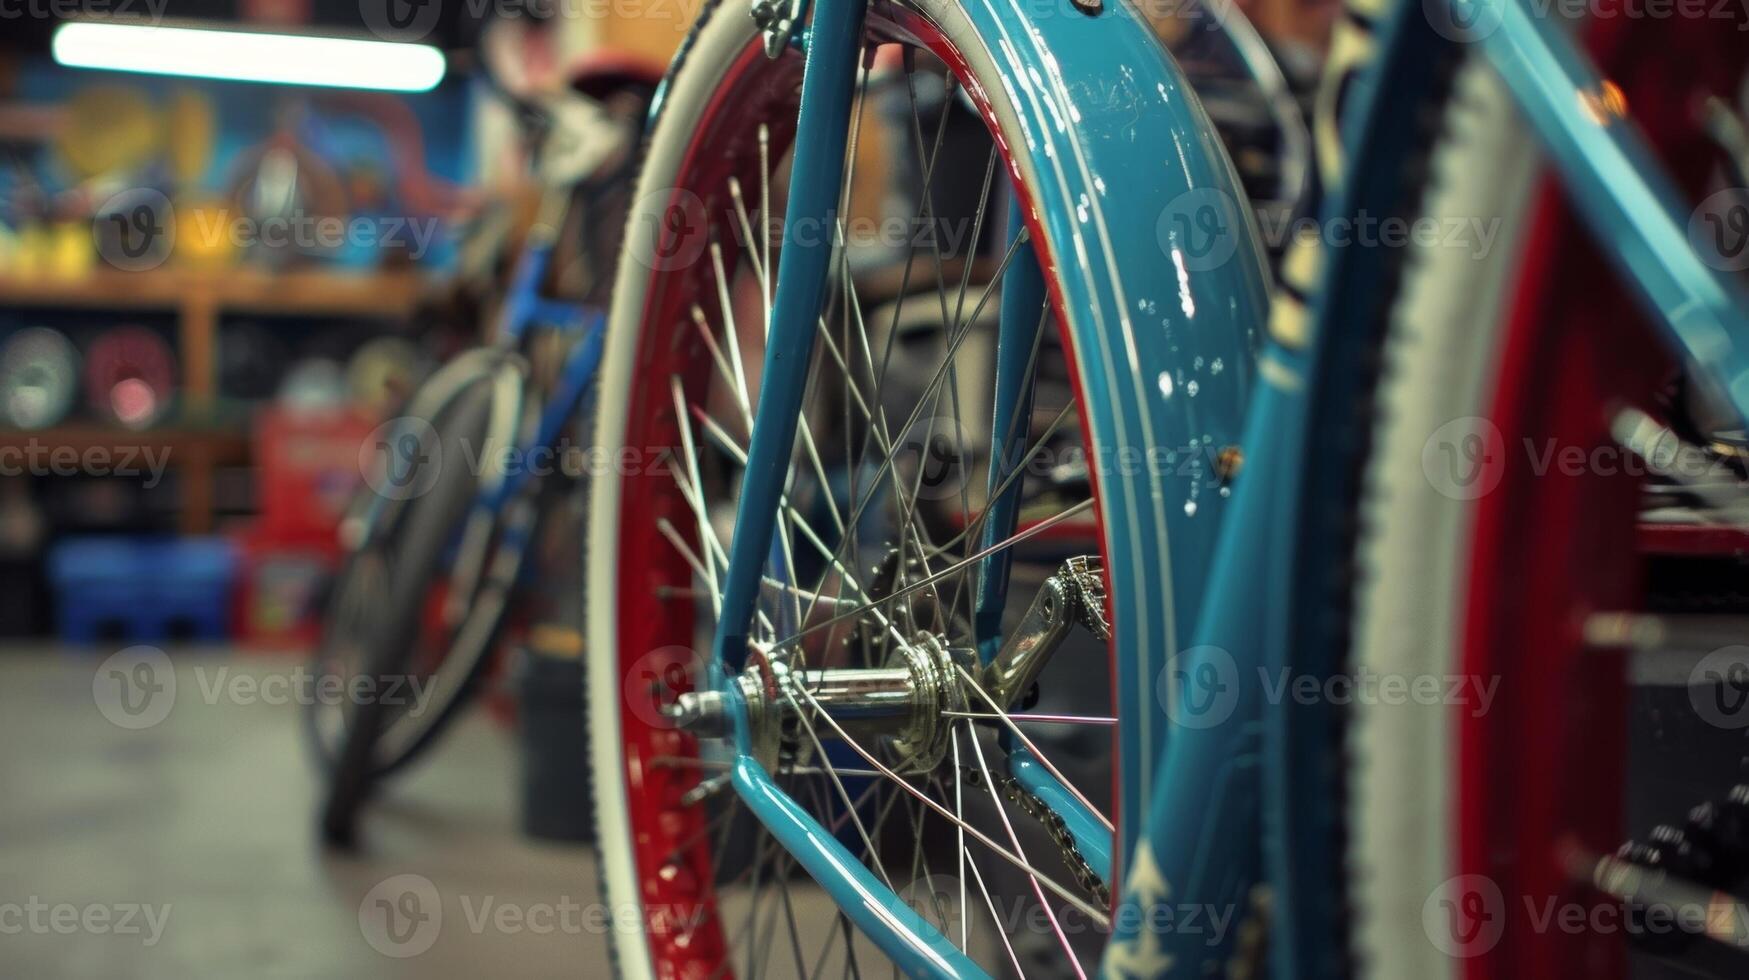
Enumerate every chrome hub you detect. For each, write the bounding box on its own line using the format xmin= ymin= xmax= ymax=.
xmin=670 ymin=633 xmax=975 ymax=773
xmin=670 ymin=556 xmax=1107 ymax=773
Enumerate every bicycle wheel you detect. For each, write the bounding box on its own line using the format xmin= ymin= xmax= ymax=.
xmin=313 ymin=378 xmax=503 ymax=845
xmin=1290 ymin=12 xmax=1749 ymax=980
xmin=584 ymin=0 xmax=1266 ymax=972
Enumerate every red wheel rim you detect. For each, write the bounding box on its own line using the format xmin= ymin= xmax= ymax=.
xmin=604 ymin=11 xmax=1116 ymax=976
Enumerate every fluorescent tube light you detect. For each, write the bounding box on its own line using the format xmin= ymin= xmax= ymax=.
xmin=52 ymin=22 xmax=446 ymax=93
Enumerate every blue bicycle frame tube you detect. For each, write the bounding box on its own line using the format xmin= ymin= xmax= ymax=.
xmin=709 ymin=0 xmax=983 ymax=974
xmin=729 ymin=752 xmax=984 ymax=978
xmin=480 ymin=312 xmax=607 ymax=511
xmin=712 ymin=0 xmax=865 ymax=679
xmin=496 ymin=241 xmax=552 ymax=344
xmin=974 ymin=206 xmax=1045 ymax=660
xmin=1473 ymin=0 xmax=1749 ymax=417
xmin=496 ymin=241 xmax=598 ymax=344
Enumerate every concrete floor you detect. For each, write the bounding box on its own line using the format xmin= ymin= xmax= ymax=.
xmin=0 ymin=648 xmax=608 ymax=979
xmin=16 ymin=642 xmax=1721 ymax=977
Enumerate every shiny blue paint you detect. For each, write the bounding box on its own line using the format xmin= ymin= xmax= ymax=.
xmin=934 ymin=0 xmax=1267 ymax=882
xmin=974 ymin=205 xmax=1045 ymax=661
xmin=1110 ymin=342 xmax=1310 ymax=975
xmin=1105 ymin=3 xmax=1431 ymax=974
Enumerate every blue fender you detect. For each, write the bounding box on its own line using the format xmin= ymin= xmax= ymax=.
xmin=900 ymin=0 xmax=1270 ymax=868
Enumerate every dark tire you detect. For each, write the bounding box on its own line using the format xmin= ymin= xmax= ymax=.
xmin=317 ymin=380 xmax=494 ymax=848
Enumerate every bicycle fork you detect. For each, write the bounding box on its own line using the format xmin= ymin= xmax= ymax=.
xmin=701 ymin=0 xmax=989 ymax=975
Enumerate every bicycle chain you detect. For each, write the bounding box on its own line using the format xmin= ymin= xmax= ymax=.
xmin=1062 ymin=554 xmax=1111 ymax=641
xmin=980 ymin=555 xmax=1110 ymax=907
xmin=995 ymin=773 xmax=1112 ymax=907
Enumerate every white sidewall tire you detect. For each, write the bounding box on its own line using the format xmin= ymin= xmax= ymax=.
xmin=1346 ymin=60 xmax=1540 ymax=980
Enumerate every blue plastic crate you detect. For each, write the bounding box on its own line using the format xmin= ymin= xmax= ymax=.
xmin=48 ymin=537 xmax=237 ymax=646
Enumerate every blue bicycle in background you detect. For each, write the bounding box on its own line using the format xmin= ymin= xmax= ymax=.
xmin=310 ymin=59 xmax=659 ymax=847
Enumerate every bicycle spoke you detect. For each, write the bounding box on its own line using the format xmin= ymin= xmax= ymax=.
xmin=788 ymin=682 xmax=1110 ymax=925
xmin=953 ymin=660 xmax=1113 ymax=833
xmin=772 ymin=497 xmax=1095 ymax=656
xmin=687 ymin=405 xmax=910 ymax=651
xmin=942 ymin=711 xmax=1117 ymax=726
xmin=963 ymin=845 xmax=1027 ymax=978
xmin=964 ymin=719 xmax=1087 ymax=978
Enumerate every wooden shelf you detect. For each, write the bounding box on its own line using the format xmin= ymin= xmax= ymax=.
xmin=0 ymin=424 xmax=251 ymax=535
xmin=0 ymin=424 xmax=248 ymax=458
xmin=0 ymin=269 xmax=426 ymax=318
xmin=0 ymin=268 xmax=422 ymax=533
